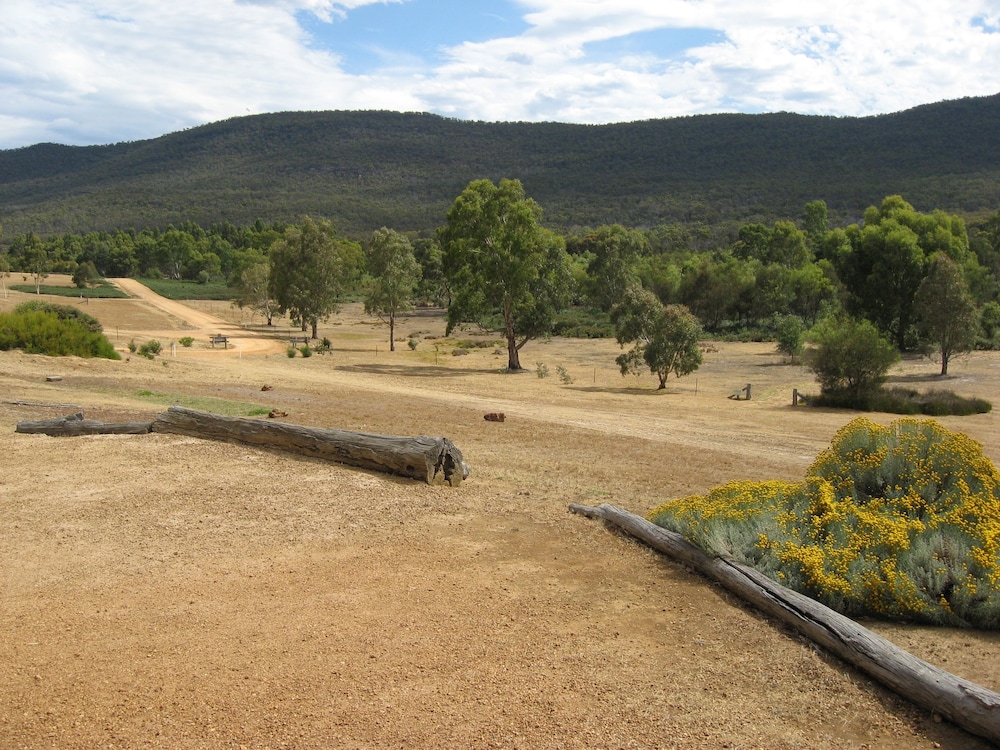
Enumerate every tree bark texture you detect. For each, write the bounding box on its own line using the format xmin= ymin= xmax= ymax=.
xmin=568 ymin=502 xmax=1000 ymax=746
xmin=15 ymin=412 xmax=153 ymax=436
xmin=152 ymin=406 xmax=469 ymax=485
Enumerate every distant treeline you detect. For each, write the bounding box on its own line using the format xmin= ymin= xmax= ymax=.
xmin=0 ymin=94 xmax=998 ymax=239
xmin=3 ymin=194 xmax=1000 ymax=353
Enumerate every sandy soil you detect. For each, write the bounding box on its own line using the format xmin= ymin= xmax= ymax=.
xmin=2 ymin=279 xmax=999 ymax=749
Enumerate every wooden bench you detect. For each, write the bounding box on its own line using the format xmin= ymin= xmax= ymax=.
xmin=289 ymin=336 xmax=310 ymax=346
xmin=728 ymin=383 xmax=752 ymax=400
xmin=209 ymin=335 xmax=229 ymax=349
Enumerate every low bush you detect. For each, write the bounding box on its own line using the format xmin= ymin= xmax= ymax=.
xmin=137 ymin=340 xmax=162 ymax=359
xmin=14 ymin=301 xmax=104 ymax=333
xmin=648 ymin=417 xmax=1000 ymax=629
xmin=551 ymin=308 xmax=614 ymax=339
xmin=809 ymin=386 xmax=991 ymax=416
xmin=0 ymin=307 xmax=119 ymax=359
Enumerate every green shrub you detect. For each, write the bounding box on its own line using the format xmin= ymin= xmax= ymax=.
xmin=178 ymin=336 xmax=194 ymax=347
xmin=72 ymin=261 xmax=100 ymax=288
xmin=556 ymin=365 xmax=573 ymax=384
xmin=407 ymin=338 xmax=419 ymax=350
xmin=552 ymin=308 xmax=615 ymax=339
xmin=287 ymin=347 xmax=297 ymax=358
xmin=805 ymin=317 xmax=899 ymax=403
xmin=810 ymin=386 xmax=991 ymax=416
xmin=773 ymin=314 xmax=805 ymax=360
xmin=648 ymin=417 xmax=1000 ymax=629
xmin=535 ymin=362 xmax=549 ymax=378
xmin=0 ymin=309 xmax=120 ymax=359
xmin=14 ymin=301 xmax=104 ymax=333
xmin=299 ymin=344 xmax=312 ymax=358
xmin=137 ymin=340 xmax=162 ymax=359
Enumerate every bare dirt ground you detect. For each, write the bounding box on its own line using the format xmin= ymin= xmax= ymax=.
xmin=2 ymin=278 xmax=1000 ymax=749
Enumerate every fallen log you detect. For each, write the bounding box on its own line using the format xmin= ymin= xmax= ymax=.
xmin=568 ymin=502 xmax=1000 ymax=746
xmin=152 ymin=406 xmax=469 ymax=485
xmin=15 ymin=412 xmax=153 ymax=435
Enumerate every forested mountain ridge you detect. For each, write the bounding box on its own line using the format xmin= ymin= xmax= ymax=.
xmin=1 ymin=94 xmax=998 ymax=239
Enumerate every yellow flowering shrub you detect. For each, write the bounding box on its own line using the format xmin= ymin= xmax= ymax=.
xmin=647 ymin=417 xmax=1000 ymax=629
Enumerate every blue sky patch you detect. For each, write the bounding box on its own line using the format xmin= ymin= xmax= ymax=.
xmin=582 ymin=27 xmax=725 ymax=65
xmin=299 ymin=0 xmax=528 ymax=74
xmin=971 ymin=16 xmax=999 ymax=33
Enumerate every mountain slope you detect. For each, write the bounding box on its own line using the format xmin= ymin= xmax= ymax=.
xmin=1 ymin=95 xmax=998 ymax=238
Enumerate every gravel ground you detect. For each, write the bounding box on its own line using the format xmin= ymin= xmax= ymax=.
xmin=2 ymin=281 xmax=998 ymax=749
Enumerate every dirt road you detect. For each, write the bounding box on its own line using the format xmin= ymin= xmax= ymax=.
xmin=110 ymin=278 xmax=287 ymax=356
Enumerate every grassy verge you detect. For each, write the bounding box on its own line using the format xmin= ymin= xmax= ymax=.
xmin=138 ymin=278 xmax=237 ymax=300
xmin=10 ymin=281 xmax=129 ymax=298
xmin=136 ymin=390 xmax=271 ymax=416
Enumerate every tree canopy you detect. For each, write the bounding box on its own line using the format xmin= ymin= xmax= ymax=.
xmin=805 ymin=316 xmax=900 ymax=403
xmin=364 ymin=227 xmax=422 ymax=351
xmin=612 ymin=286 xmax=703 ymax=389
xmin=439 ymin=178 xmax=573 ymax=371
xmin=914 ymin=253 xmax=979 ymax=375
xmin=268 ymin=216 xmax=362 ymax=339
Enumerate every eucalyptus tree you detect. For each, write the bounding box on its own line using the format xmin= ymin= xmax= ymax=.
xmin=439 ymin=179 xmax=573 ymax=371
xmin=579 ymin=224 xmax=648 ymax=311
xmin=612 ymin=285 xmax=703 ymax=390
xmin=269 ymin=216 xmax=362 ymax=339
xmin=364 ymin=227 xmax=421 ymax=351
xmin=836 ymin=196 xmax=971 ymax=349
xmin=914 ymin=253 xmax=978 ymax=375
xmin=234 ymin=261 xmax=276 ymax=326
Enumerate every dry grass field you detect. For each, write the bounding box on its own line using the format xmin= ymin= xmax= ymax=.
xmin=2 ymin=277 xmax=1000 ymax=749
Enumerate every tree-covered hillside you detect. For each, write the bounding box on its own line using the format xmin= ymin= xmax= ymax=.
xmin=1 ymin=94 xmax=998 ymax=239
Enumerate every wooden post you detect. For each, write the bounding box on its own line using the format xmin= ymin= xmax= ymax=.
xmin=744 ymin=383 xmax=752 ymax=400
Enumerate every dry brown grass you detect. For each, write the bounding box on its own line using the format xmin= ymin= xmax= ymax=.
xmin=2 ymin=278 xmax=999 ymax=749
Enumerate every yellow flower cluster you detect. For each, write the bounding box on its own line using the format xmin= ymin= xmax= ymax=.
xmin=646 ymin=417 xmax=1000 ymax=628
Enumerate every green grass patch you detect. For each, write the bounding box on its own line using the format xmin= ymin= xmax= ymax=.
xmin=138 ymin=278 xmax=237 ymax=300
xmin=136 ymin=390 xmax=271 ymax=416
xmin=10 ymin=281 xmax=128 ymax=298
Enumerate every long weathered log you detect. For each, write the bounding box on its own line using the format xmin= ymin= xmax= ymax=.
xmin=568 ymin=502 xmax=1000 ymax=746
xmin=152 ymin=406 xmax=469 ymax=485
xmin=15 ymin=412 xmax=153 ymax=435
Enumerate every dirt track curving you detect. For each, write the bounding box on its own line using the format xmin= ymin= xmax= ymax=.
xmin=2 ymin=279 xmax=999 ymax=749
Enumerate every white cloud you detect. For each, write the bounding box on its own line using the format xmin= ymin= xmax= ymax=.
xmin=0 ymin=0 xmax=997 ymax=148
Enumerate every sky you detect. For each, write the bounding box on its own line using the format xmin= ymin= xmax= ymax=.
xmin=1 ymin=0 xmax=998 ymax=150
